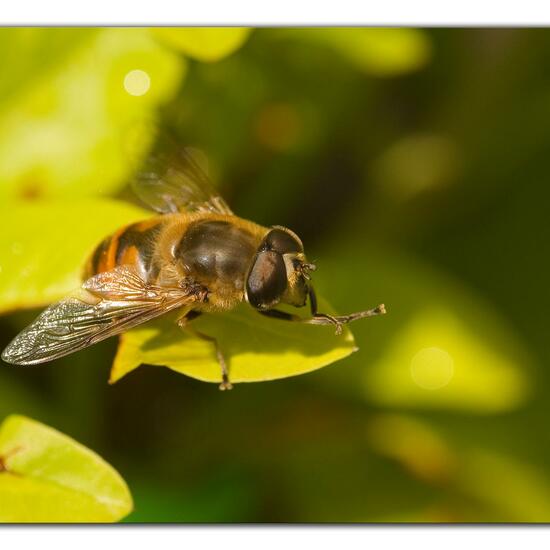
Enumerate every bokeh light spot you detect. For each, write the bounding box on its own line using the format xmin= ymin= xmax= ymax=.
xmin=374 ymin=133 xmax=459 ymax=200
xmin=123 ymin=69 xmax=151 ymax=97
xmin=410 ymin=347 xmax=454 ymax=390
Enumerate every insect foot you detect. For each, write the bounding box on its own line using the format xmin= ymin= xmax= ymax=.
xmin=219 ymin=379 xmax=234 ymax=391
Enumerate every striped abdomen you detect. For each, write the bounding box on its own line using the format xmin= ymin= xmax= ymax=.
xmin=84 ymin=218 xmax=164 ymax=282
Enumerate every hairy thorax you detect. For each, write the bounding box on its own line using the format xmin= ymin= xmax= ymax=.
xmin=158 ymin=213 xmax=268 ymax=311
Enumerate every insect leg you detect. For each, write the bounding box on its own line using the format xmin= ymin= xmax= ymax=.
xmin=259 ymin=308 xmax=341 ymax=328
xmin=259 ymin=287 xmax=386 ymax=335
xmin=308 ymin=286 xmax=386 ymax=333
xmin=176 ymin=311 xmax=232 ymax=391
xmin=306 ymin=286 xmax=344 ymax=334
xmin=177 ymin=310 xmax=203 ymax=325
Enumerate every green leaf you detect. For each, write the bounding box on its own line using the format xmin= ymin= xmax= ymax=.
xmin=111 ymin=300 xmax=356 ymax=385
xmin=0 ymin=199 xmax=150 ymax=313
xmin=282 ymin=28 xmax=431 ymax=76
xmin=0 ymin=415 xmax=132 ymax=522
xmin=0 ymin=28 xmax=185 ymax=200
xmin=152 ymin=27 xmax=251 ymax=62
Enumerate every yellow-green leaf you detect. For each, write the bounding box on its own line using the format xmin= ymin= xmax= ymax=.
xmin=0 ymin=415 xmax=132 ymax=522
xmin=365 ymin=306 xmax=528 ymax=412
xmin=0 ymin=29 xmax=95 ymax=105
xmin=0 ymin=28 xmax=185 ymax=200
xmin=0 ymin=199 xmax=150 ymax=313
xmin=152 ymin=27 xmax=251 ymax=62
xmin=312 ymin=244 xmax=531 ymax=413
xmin=111 ymin=300 xmax=356 ymax=385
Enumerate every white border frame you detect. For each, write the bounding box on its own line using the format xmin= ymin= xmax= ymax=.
xmin=2 ymin=0 xmax=550 ymax=25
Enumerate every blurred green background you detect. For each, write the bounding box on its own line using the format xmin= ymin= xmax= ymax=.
xmin=0 ymin=27 xmax=549 ymax=522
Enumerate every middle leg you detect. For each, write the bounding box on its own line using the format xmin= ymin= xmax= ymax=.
xmin=177 ymin=311 xmax=233 ymax=391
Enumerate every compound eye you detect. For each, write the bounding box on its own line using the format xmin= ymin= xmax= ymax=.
xmin=264 ymin=228 xmax=303 ymax=254
xmin=246 ymin=250 xmax=287 ymax=310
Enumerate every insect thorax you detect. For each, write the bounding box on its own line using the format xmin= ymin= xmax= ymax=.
xmin=172 ymin=219 xmax=262 ymax=295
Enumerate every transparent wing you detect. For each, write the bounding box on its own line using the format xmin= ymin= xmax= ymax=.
xmin=132 ymin=147 xmax=233 ymax=215
xmin=1 ymin=266 xmax=204 ymax=366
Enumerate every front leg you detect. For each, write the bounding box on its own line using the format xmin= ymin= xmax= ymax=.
xmin=177 ymin=311 xmax=233 ymax=391
xmin=259 ymin=287 xmax=386 ymax=334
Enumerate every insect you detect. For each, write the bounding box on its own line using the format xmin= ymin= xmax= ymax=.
xmin=1 ymin=148 xmax=386 ymax=390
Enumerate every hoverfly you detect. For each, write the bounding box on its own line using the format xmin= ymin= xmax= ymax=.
xmin=2 ymin=148 xmax=386 ymax=389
